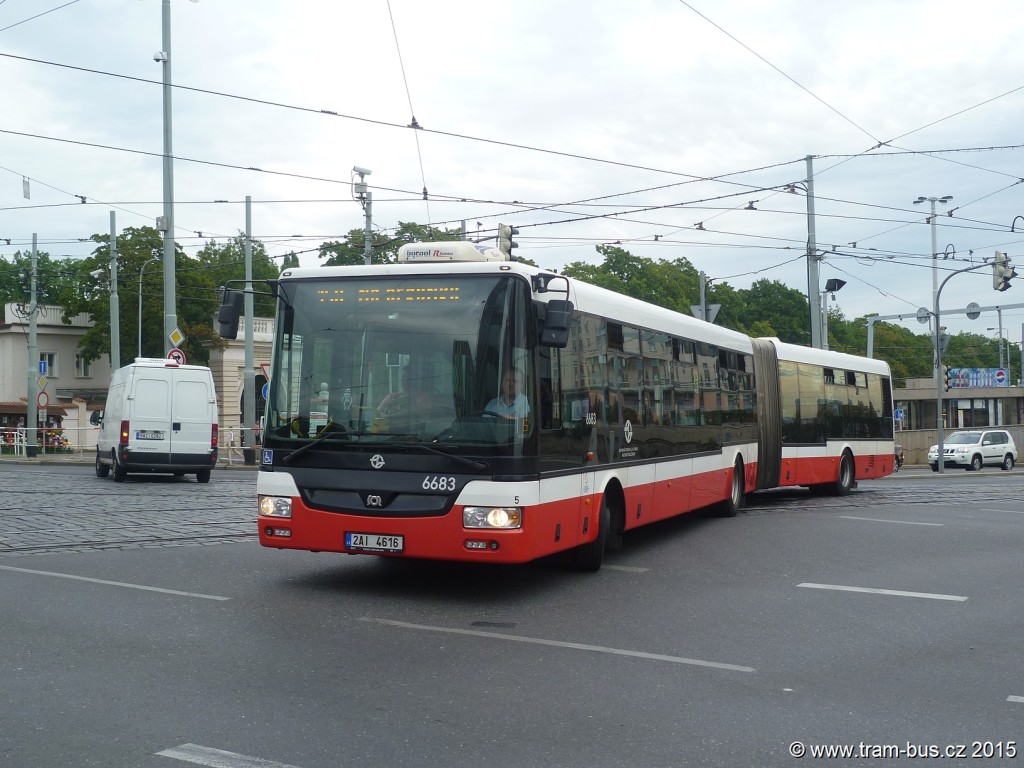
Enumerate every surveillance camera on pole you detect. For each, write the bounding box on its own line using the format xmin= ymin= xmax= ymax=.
xmin=993 ymin=250 xmax=1018 ymax=292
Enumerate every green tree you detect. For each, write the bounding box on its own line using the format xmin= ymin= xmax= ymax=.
xmin=562 ymin=246 xmax=699 ymax=313
xmin=732 ymin=280 xmax=810 ymax=343
xmin=319 ymin=221 xmax=462 ymax=266
xmin=0 ymin=250 xmax=79 ymax=305
xmin=194 ymin=234 xmax=278 ymax=317
xmin=56 ymin=228 xmax=281 ymax=368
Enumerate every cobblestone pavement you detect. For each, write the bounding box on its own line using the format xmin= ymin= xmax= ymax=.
xmin=0 ymin=462 xmax=257 ymax=557
xmin=3 ymin=460 xmax=1019 ymax=558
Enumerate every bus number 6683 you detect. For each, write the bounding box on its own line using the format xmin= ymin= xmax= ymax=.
xmin=422 ymin=475 xmax=456 ymax=491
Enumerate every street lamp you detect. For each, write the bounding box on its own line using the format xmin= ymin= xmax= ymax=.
xmin=138 ymin=256 xmax=160 ymax=358
xmin=821 ymin=278 xmax=846 ymax=351
xmin=987 ymin=327 xmax=1008 ymax=371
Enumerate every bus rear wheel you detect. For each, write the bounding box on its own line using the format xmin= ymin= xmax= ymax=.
xmin=574 ymin=497 xmax=610 ymax=572
xmin=833 ymin=451 xmax=854 ymax=495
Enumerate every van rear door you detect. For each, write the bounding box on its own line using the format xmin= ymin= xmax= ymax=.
xmin=129 ymin=375 xmax=172 ymax=459
xmin=170 ymin=372 xmax=215 ymax=462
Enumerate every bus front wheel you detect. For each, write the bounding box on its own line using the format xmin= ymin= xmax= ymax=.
xmin=574 ymin=497 xmax=610 ymax=572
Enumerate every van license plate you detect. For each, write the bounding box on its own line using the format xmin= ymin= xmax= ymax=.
xmin=345 ymin=532 xmax=404 ymax=553
xmin=136 ymin=430 xmax=164 ymax=440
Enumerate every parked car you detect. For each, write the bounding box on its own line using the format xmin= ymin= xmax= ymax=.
xmin=926 ymin=429 xmax=1017 ymax=472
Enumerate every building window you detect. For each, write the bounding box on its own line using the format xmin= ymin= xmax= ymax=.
xmin=39 ymin=352 xmax=57 ymax=378
xmin=75 ymin=354 xmax=91 ymax=378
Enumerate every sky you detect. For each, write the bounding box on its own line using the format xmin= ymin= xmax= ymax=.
xmin=3 ymin=0 xmax=1024 ymax=354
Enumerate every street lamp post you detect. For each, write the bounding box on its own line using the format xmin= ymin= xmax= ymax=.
xmin=138 ymin=256 xmax=161 ymax=358
xmin=987 ymin=326 xmax=1007 ymax=372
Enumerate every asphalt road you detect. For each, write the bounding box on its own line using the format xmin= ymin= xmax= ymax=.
xmin=1 ymin=463 xmax=1022 ymax=767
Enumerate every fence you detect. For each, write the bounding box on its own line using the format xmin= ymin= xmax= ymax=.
xmin=1 ymin=425 xmax=261 ymax=463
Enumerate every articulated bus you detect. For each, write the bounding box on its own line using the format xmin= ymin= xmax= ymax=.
xmin=222 ymin=241 xmax=894 ymax=571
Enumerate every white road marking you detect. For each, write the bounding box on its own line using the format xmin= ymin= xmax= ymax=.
xmin=157 ymin=743 xmax=301 ymax=767
xmin=1008 ymin=696 xmax=1024 ymax=704
xmin=797 ymin=582 xmax=967 ymax=602
xmin=839 ymin=516 xmax=943 ymax=526
xmin=604 ymin=564 xmax=650 ymax=572
xmin=0 ymin=564 xmax=230 ymax=601
xmin=361 ymin=617 xmax=755 ymax=672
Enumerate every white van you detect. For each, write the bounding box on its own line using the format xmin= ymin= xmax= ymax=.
xmin=95 ymin=358 xmax=219 ymax=483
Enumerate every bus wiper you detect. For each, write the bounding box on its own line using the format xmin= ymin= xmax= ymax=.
xmin=398 ymin=443 xmax=488 ymax=472
xmin=281 ymin=420 xmax=347 ymax=465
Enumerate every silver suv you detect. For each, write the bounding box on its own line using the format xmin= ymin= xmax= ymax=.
xmin=927 ymin=429 xmax=1017 ymax=472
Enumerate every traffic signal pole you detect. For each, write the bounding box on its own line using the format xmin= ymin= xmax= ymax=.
xmin=933 ymin=260 xmax=994 ymax=473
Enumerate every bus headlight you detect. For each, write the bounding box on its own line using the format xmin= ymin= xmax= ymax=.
xmin=463 ymin=506 xmax=522 ymax=529
xmin=259 ymin=495 xmax=292 ymax=518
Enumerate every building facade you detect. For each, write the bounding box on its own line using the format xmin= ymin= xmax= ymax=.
xmin=1 ymin=302 xmax=274 ymax=455
xmin=893 ymin=373 xmax=1024 ymax=464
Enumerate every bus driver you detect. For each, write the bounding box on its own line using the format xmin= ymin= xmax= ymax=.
xmin=485 ymin=367 xmax=530 ymax=419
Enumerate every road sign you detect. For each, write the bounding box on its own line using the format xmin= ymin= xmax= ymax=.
xmin=37 ymin=391 xmax=49 ymax=409
xmin=38 ymin=360 xmax=47 ymax=374
xmin=893 ymin=408 xmax=905 ymax=421
xmin=169 ymin=327 xmax=185 ymax=348
xmin=167 ymin=348 xmax=187 ymax=365
xmin=261 ymin=382 xmax=269 ymax=400
xmin=690 ymin=304 xmax=721 ymax=323
xmin=260 ymin=362 xmax=271 ymax=381
xmin=38 ymin=375 xmax=47 ymax=391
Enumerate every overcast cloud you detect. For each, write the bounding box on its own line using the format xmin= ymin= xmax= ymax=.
xmin=3 ymin=0 xmax=1024 ymax=345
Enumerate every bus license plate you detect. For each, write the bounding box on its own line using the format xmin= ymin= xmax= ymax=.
xmin=346 ymin=532 xmax=404 ymax=553
xmin=136 ymin=430 xmax=164 ymax=440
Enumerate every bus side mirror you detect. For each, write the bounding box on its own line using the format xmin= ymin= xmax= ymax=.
xmin=540 ymin=300 xmax=572 ymax=348
xmin=218 ymin=288 xmax=244 ymax=339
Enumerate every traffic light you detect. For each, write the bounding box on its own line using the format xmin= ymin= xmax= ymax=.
xmin=497 ymin=224 xmax=519 ymax=260
xmin=943 ymin=365 xmax=952 ymax=392
xmin=992 ymin=250 xmax=1018 ymax=292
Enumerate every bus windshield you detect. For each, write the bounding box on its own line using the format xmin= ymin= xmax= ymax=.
xmin=266 ymin=273 xmax=534 ymax=455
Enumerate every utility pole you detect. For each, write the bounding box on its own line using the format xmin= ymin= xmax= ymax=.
xmin=913 ymin=194 xmax=952 ymax=384
xmin=109 ymin=212 xmax=120 ymax=370
xmin=699 ymin=270 xmax=708 ymax=321
xmin=804 ymin=156 xmax=822 ymax=349
xmin=243 ymin=195 xmax=256 ymax=465
xmin=159 ymin=0 xmax=178 ymax=355
xmin=26 ymin=235 xmax=39 ymax=458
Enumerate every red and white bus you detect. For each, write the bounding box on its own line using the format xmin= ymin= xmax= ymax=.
xmin=227 ymin=241 xmax=894 ymax=571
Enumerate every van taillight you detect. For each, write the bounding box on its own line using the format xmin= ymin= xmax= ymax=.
xmin=211 ymin=423 xmax=219 ymax=449
xmin=119 ymin=420 xmax=130 ymax=444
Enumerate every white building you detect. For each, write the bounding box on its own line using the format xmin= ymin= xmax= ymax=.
xmin=0 ymin=303 xmax=113 ymax=453
xmin=1 ymin=302 xmax=274 ymax=455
